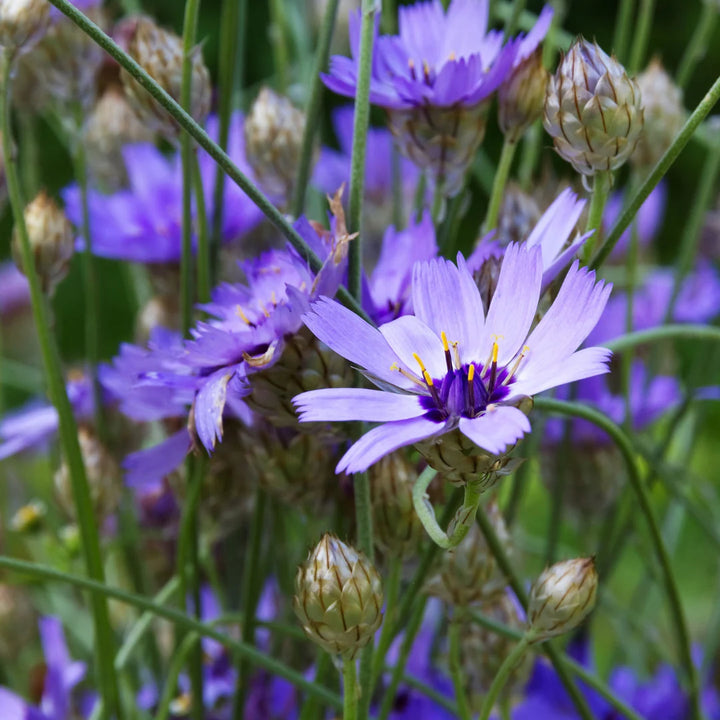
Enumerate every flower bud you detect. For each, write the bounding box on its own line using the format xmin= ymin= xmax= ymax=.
xmin=631 ymin=58 xmax=684 ymax=170
xmin=425 ymin=501 xmax=510 ymax=606
xmin=528 ymin=557 xmax=598 ymax=641
xmin=10 ymin=499 xmax=46 ymax=533
xmin=370 ymin=453 xmax=425 ymax=558
xmin=245 ymin=87 xmax=308 ymax=204
xmin=499 ymin=48 xmax=549 ymax=143
xmin=12 ymin=191 xmax=74 ymax=296
xmin=54 ymin=428 xmax=122 ymax=522
xmin=388 ymin=101 xmax=489 ymax=199
xmin=293 ymin=534 xmax=383 ymax=658
xmin=544 ymin=38 xmax=643 ymax=177
xmin=120 ymin=16 xmax=211 ymax=140
xmin=0 ymin=0 xmax=50 ymax=54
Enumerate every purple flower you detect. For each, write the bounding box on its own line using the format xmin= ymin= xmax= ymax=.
xmin=294 ymin=244 xmax=612 ymax=474
xmin=323 ymin=0 xmax=517 ymax=111
xmin=0 ymin=262 xmax=30 ymax=316
xmin=62 ymin=113 xmax=263 ymax=263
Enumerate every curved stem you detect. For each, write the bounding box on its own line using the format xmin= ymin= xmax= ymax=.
xmin=676 ymin=2 xmax=718 ymax=89
xmin=291 ymin=0 xmax=340 ymax=217
xmin=612 ymin=0 xmax=635 ymax=64
xmin=1 ymin=52 xmax=122 ymax=720
xmin=534 ymin=396 xmax=702 ymax=720
xmin=192 ymin=150 xmax=211 ymax=305
xmin=483 ymin=138 xmax=517 ymax=233
xmin=582 ymin=170 xmax=612 ymax=263
xmin=343 ymin=658 xmax=359 ymax=720
xmin=269 ymin=0 xmax=290 ymax=92
xmin=606 ymin=323 xmax=720 ymax=352
xmin=449 ymin=618 xmax=472 ymax=720
xmin=46 ymin=0 xmax=370 ymax=323
xmin=627 ymin=0 xmax=655 ymax=73
xmin=0 ymin=555 xmax=344 ymax=709
xmin=478 ymin=635 xmax=532 ymax=720
xmin=592 ymin=72 xmax=720 ymax=269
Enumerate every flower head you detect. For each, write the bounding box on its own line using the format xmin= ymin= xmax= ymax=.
xmin=294 ymin=243 xmax=612 ymax=474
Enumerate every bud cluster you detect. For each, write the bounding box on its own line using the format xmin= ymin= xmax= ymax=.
xmin=0 ymin=0 xmax=50 ymax=55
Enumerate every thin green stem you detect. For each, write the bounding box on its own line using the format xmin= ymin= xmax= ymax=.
xmin=627 ymin=0 xmax=655 ymax=73
xmin=269 ymin=0 xmax=290 ymax=92
xmin=370 ymin=557 xmax=402 ymax=692
xmin=46 ymin=0 xmax=370 ymax=323
xmin=211 ymin=0 xmax=246 ymax=280
xmin=231 ymin=489 xmax=267 ymax=720
xmin=502 ymin=0 xmax=527 ymax=38
xmin=582 ymin=171 xmax=612 ymax=263
xmin=534 ymin=397 xmax=702 ymax=720
xmin=1 ymin=52 xmax=122 ymax=720
xmin=676 ymin=2 xmax=718 ymax=89
xmin=0 ymin=555 xmax=344 ymax=708
xmin=192 ymin=150 xmax=211 ymax=304
xmin=612 ymin=0 xmax=635 ymax=63
xmin=483 ymin=139 xmax=517 ymax=233
xmin=343 ymin=658 xmax=358 ymax=720
xmin=605 ymin=324 xmax=720 ymax=352
xmin=478 ymin=635 xmax=532 ymax=720
xmin=592 ymin=72 xmax=720 ymax=269
xmin=448 ymin=618 xmax=472 ymax=720
xmin=155 ymin=634 xmax=199 ymax=720
xmin=347 ymin=0 xmax=378 ymax=298
xmin=291 ymin=0 xmax=340 ymax=217
xmin=518 ymin=121 xmax=541 ymax=189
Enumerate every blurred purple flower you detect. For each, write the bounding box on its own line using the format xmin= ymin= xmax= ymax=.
xmin=295 ymin=245 xmax=612 ymax=474
xmin=0 ymin=262 xmax=31 ymax=316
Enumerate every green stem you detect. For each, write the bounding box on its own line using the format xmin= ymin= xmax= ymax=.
xmin=46 ymin=0 xmax=370 ymax=323
xmin=343 ymin=658 xmax=358 ymax=720
xmin=592 ymin=72 xmax=720 ymax=269
xmin=606 ymin=323 xmax=720 ymax=352
xmin=448 ymin=618 xmax=472 ymax=720
xmin=412 ymin=467 xmax=482 ymax=548
xmin=676 ymin=2 xmax=718 ymax=89
xmin=211 ymin=0 xmax=246 ymax=280
xmin=1 ymin=52 xmax=122 ymax=720
xmin=502 ymin=0 xmax=527 ymax=38
xmin=534 ymin=397 xmax=703 ymax=720
xmin=382 ymin=0 xmax=397 ymax=33
xmin=475 ymin=505 xmax=596 ymax=720
xmin=347 ymin=0 xmax=378 ymax=298
xmin=582 ymin=171 xmax=612 ymax=263
xmin=612 ymin=0 xmax=635 ymax=63
xmin=370 ymin=557 xmax=402 ymax=692
xmin=483 ymin=139 xmax=517 ymax=233
xmin=627 ymin=0 xmax=655 ymax=73
xmin=518 ymin=121 xmax=541 ymax=190
xmin=291 ymin=0 xmax=340 ymax=217
xmin=0 ymin=555 xmax=344 ymax=709
xmin=155 ymin=634 xmax=199 ymax=720
xmin=478 ymin=635 xmax=532 ymax=720
xmin=269 ymin=0 xmax=289 ymax=92
xmin=299 ymin=652 xmax=333 ymax=720
xmin=72 ymin=108 xmax=105 ymax=440
xmin=231 ymin=489 xmax=267 ymax=720
xmin=192 ymin=150 xmax=211 ymax=305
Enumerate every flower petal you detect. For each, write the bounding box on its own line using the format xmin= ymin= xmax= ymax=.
xmin=303 ymin=296 xmax=417 ymax=390
xmin=380 ymin=315 xmax=447 ymax=380
xmin=194 ymin=366 xmax=242 ymax=452
xmin=337 ymin=416 xmax=443 ymax=474
xmin=294 ymin=388 xmax=426 ymax=422
xmin=123 ymin=430 xmax=192 ymax=489
xmin=458 ymin=405 xmax=530 ymax=455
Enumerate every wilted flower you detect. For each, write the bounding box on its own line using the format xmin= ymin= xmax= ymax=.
xmin=11 ymin=191 xmax=74 ymax=295
xmin=294 ymin=244 xmax=612 ymax=477
xmin=293 ymin=533 xmax=383 ymax=658
xmin=120 ymin=15 xmax=211 ymax=140
xmin=527 ymin=557 xmax=598 ymax=641
xmin=544 ymin=38 xmax=644 ymax=178
xmin=0 ymin=0 xmax=50 ymax=55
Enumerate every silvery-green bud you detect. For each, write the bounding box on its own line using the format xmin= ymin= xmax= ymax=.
xmin=0 ymin=0 xmax=50 ymax=54
xmin=54 ymin=428 xmax=122 ymax=522
xmin=425 ymin=501 xmax=510 ymax=606
xmin=120 ymin=16 xmax=211 ymax=140
xmin=370 ymin=453 xmax=425 ymax=558
xmin=12 ymin=190 xmax=74 ymax=296
xmin=631 ymin=58 xmax=684 ymax=170
xmin=499 ymin=48 xmax=549 ymax=143
xmin=293 ymin=534 xmax=383 ymax=658
xmin=528 ymin=557 xmax=598 ymax=641
xmin=544 ymin=38 xmax=643 ymax=177
xmin=388 ymin=101 xmax=489 ymax=199
xmin=244 ymin=87 xmax=308 ymax=204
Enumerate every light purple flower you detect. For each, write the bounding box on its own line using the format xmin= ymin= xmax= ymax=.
xmin=0 ymin=262 xmax=30 ymax=316
xmin=294 ymin=244 xmax=612 ymax=473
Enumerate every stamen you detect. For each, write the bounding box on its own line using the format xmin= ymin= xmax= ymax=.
xmin=408 ymin=58 xmax=416 ymax=79
xmin=422 ymin=370 xmax=434 ymax=387
xmin=448 ymin=51 xmax=456 ymax=61
xmin=452 ymin=341 xmax=461 ymax=369
xmin=390 ymin=363 xmax=425 ymax=389
xmin=467 ymin=364 xmax=476 ymax=414
xmin=270 ymin=290 xmax=278 ymax=307
xmin=236 ymin=306 xmax=252 ymax=326
xmin=502 ymin=345 xmax=529 ymax=385
xmin=413 ymin=353 xmax=427 ymax=374
xmin=441 ymin=331 xmax=453 ymax=373
xmin=422 ymin=60 xmax=432 ymax=84
xmin=488 ymin=341 xmax=499 ymax=392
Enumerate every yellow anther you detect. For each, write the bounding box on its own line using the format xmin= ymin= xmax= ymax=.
xmin=408 ymin=58 xmax=415 ymax=71
xmin=412 ymin=353 xmax=427 ymax=373
xmin=448 ymin=51 xmax=456 ymax=61
xmin=390 ymin=363 xmax=399 ymax=372
xmin=492 ymin=341 xmax=499 ymax=364
xmin=468 ymin=364 xmax=475 ymax=382
xmin=259 ymin=302 xmax=271 ymax=318
xmin=270 ymin=290 xmax=278 ymax=307
xmin=441 ymin=331 xmax=450 ymax=352
xmin=423 ymin=370 xmax=434 ymax=387
xmin=236 ymin=306 xmax=252 ymax=325
xmin=423 ymin=60 xmax=431 ymax=77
